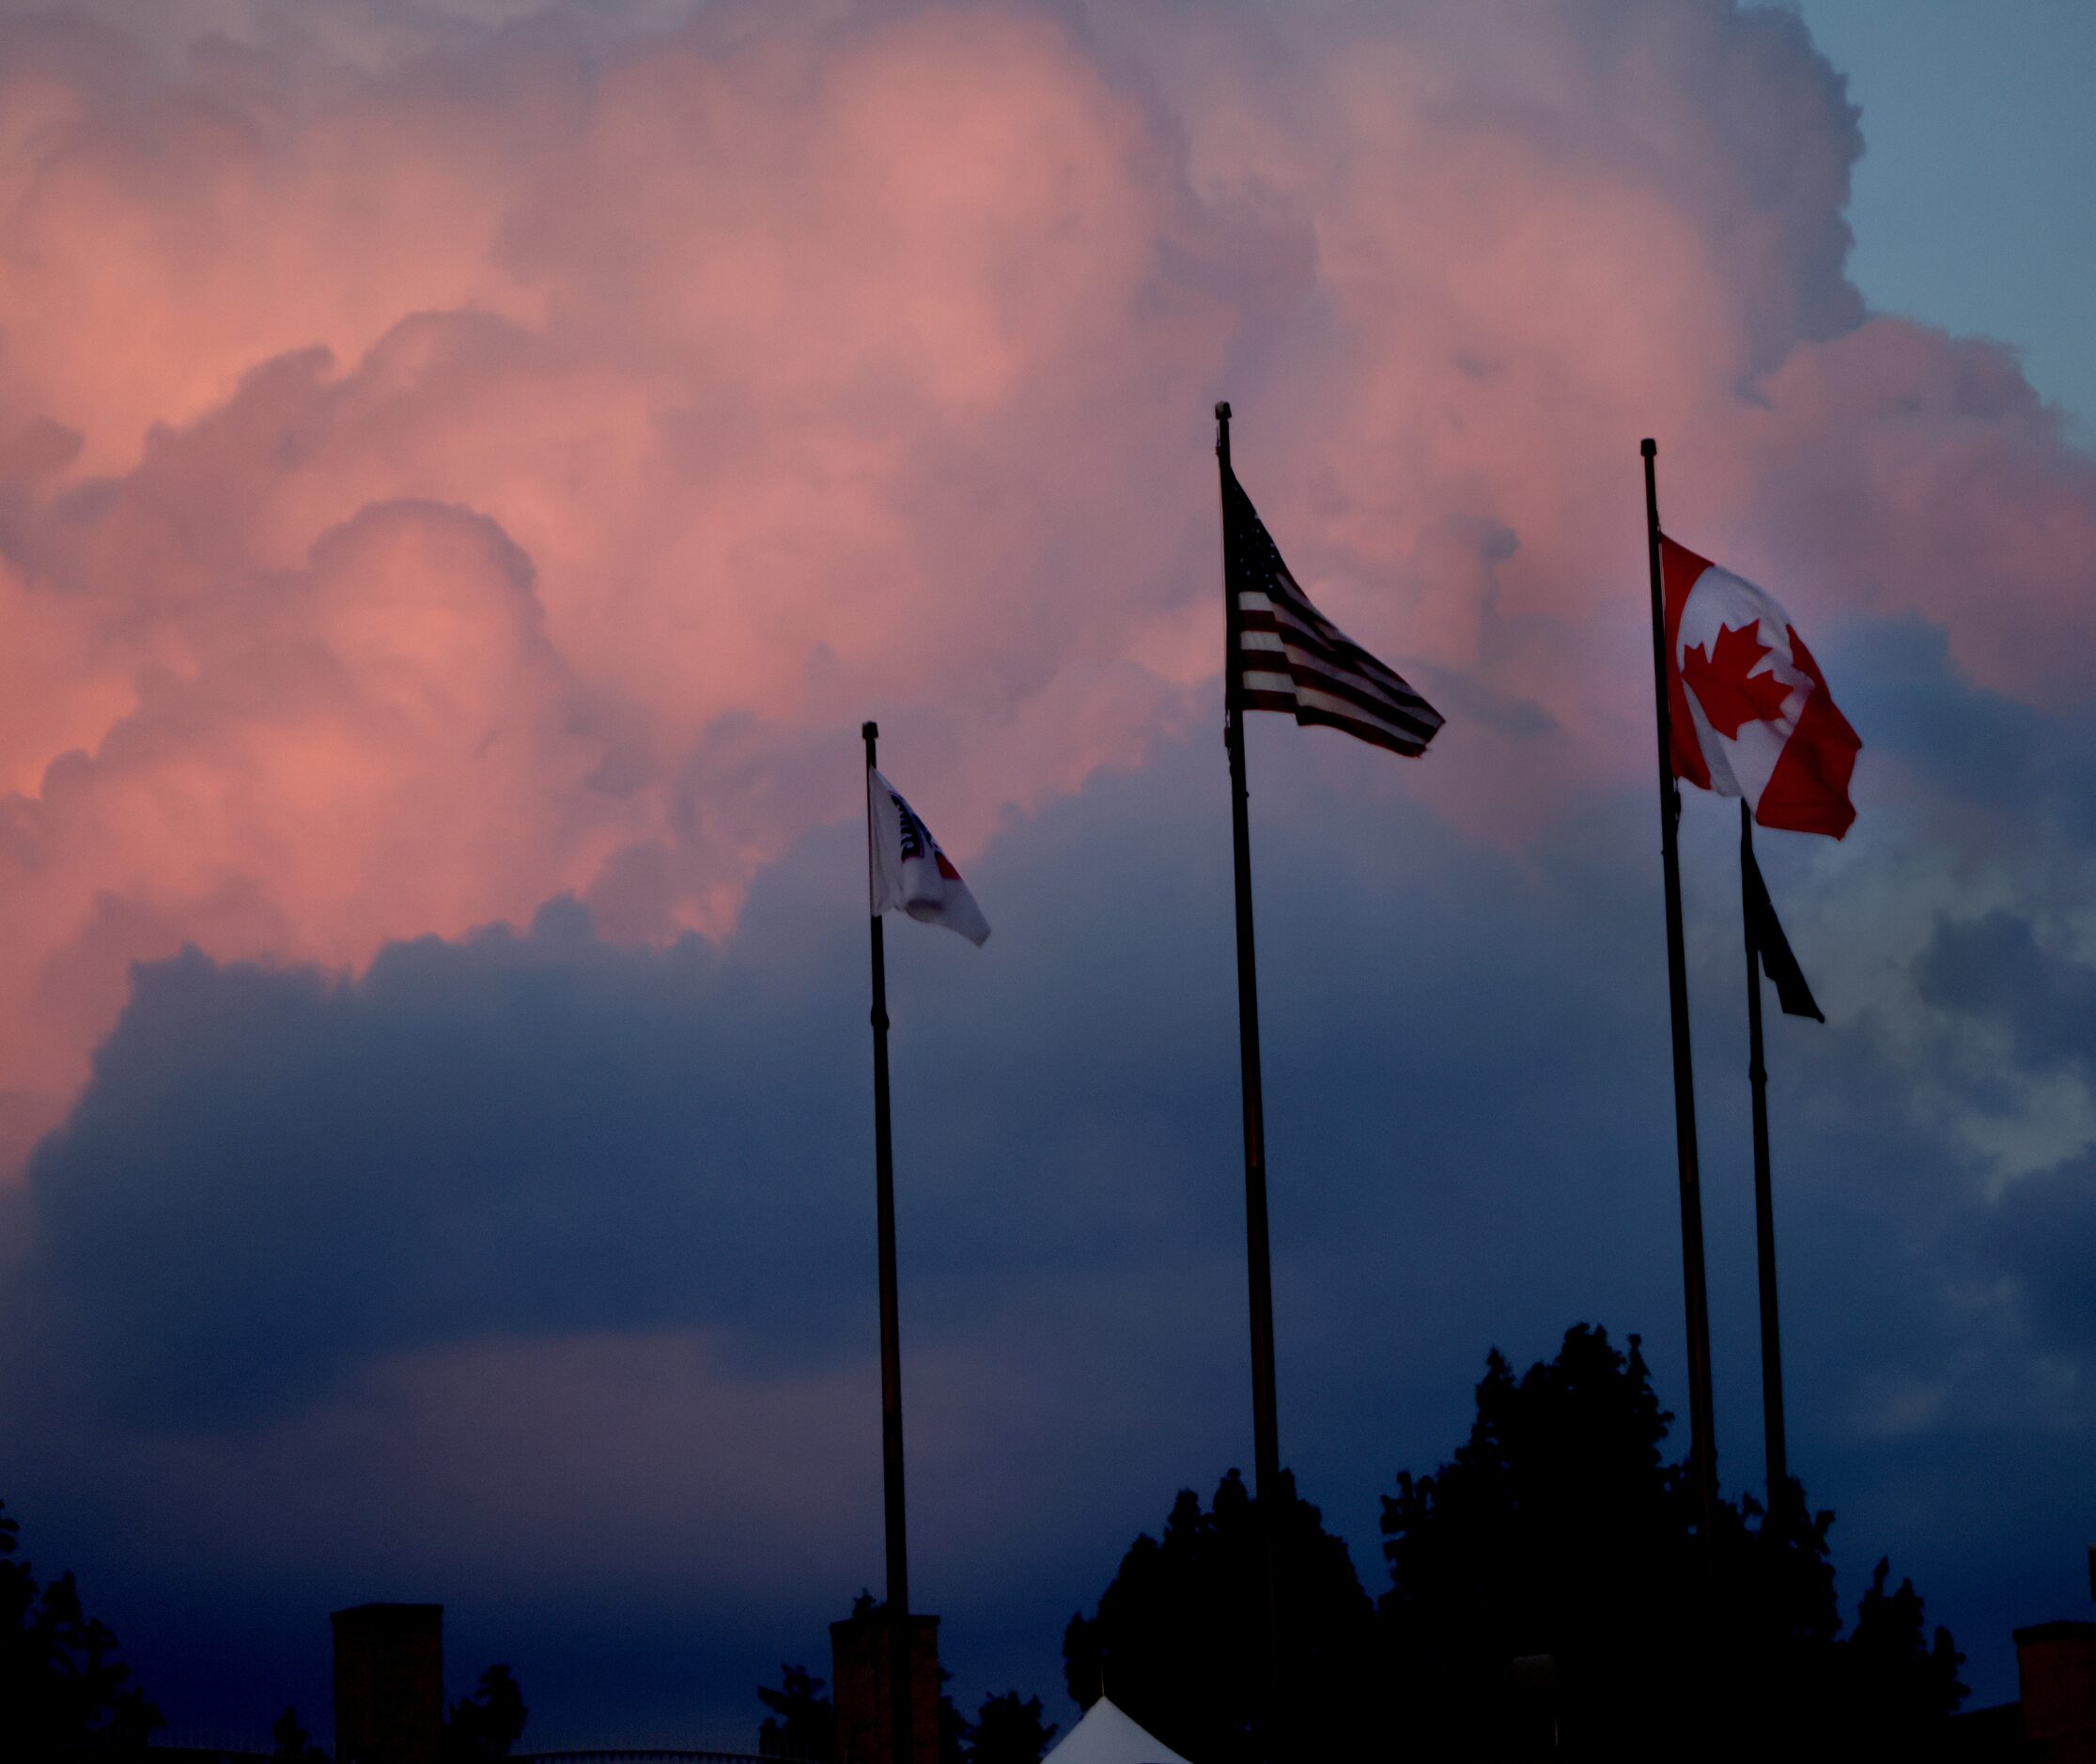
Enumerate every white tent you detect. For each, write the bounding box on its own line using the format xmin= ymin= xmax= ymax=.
xmin=1040 ymin=1696 xmax=1194 ymax=1764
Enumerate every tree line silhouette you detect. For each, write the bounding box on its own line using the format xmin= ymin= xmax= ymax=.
xmin=2 ymin=1492 xmax=165 ymax=1751
xmin=1061 ymin=1325 xmax=1964 ymax=1759
xmin=758 ymin=1325 xmax=1965 ymax=1760
xmin=2 ymin=1495 xmax=526 ymax=1759
xmin=1 ymin=1497 xmax=163 ymax=1753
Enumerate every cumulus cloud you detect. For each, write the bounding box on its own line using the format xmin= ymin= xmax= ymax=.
xmin=1 ymin=0 xmax=2091 ymax=1153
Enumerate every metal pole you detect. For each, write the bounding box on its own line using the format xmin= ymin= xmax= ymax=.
xmin=1217 ymin=402 xmax=1282 ymax=1756
xmin=863 ymin=721 xmax=914 ymax=1764
xmin=1640 ymin=439 xmax=1718 ymax=1539
xmin=1741 ymin=802 xmax=1788 ymax=1509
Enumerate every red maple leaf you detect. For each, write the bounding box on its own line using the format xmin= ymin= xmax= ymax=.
xmin=1681 ymin=619 xmax=1793 ymax=739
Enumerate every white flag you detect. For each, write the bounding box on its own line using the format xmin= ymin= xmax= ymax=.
xmin=868 ymin=769 xmax=990 ymax=946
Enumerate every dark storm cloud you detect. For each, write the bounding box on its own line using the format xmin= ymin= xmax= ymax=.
xmin=26 ymin=897 xmax=877 ymax=1428
xmin=17 ymin=692 xmax=2058 ymax=1456
xmin=1983 ymin=1148 xmax=2096 ymax=1355
xmin=1917 ymin=911 xmax=2096 ymax=1081
xmin=20 ymin=721 xmax=1697 ymax=1447
xmin=4 ymin=740 xmax=1498 ymax=1423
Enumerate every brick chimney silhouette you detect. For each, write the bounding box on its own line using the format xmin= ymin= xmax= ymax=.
xmin=333 ymin=1602 xmax=444 ymax=1764
xmin=831 ymin=1605 xmax=941 ymax=1764
xmin=2016 ymin=1620 xmax=2096 ymax=1763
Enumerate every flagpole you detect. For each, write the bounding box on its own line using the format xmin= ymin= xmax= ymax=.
xmin=1639 ymin=440 xmax=1719 ymax=1540
xmin=1216 ymin=402 xmax=1283 ymax=1751
xmin=1740 ymin=801 xmax=1788 ymax=1509
xmin=862 ymin=720 xmax=915 ymax=1764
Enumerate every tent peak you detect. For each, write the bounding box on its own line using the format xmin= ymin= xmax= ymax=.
xmin=1040 ymin=1694 xmax=1194 ymax=1764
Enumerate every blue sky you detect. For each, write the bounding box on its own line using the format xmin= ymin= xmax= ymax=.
xmin=1793 ymin=0 xmax=2096 ymax=433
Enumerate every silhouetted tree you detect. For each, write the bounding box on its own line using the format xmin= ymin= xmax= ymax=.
xmin=445 ymin=1663 xmax=527 ymax=1759
xmin=272 ymin=1704 xmax=329 ymax=1762
xmin=1063 ymin=1468 xmax=1378 ymax=1764
xmin=1379 ymin=1324 xmax=1964 ymax=1755
xmin=758 ymin=1663 xmax=836 ymax=1761
xmin=1380 ymin=1325 xmax=1705 ymax=1750
xmin=936 ymin=1666 xmax=968 ymax=1764
xmin=1837 ymin=1557 xmax=1966 ymax=1745
xmin=0 ymin=1497 xmax=164 ymax=1756
xmin=965 ymin=1691 xmax=1057 ymax=1764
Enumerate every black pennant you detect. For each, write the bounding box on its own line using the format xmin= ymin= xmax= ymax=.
xmin=1745 ymin=843 xmax=1824 ymax=1022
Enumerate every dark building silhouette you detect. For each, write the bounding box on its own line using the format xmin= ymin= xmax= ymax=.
xmin=2014 ymin=1621 xmax=2096 ymax=1762
xmin=1950 ymin=1610 xmax=2096 ymax=1761
xmin=830 ymin=1609 xmax=941 ymax=1764
xmin=332 ymin=1602 xmax=445 ymax=1764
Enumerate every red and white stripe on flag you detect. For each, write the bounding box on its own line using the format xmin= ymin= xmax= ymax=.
xmin=1660 ymin=535 xmax=1861 ymax=839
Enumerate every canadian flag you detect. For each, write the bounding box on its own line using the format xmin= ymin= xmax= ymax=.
xmin=1661 ymin=535 xmax=1861 ymax=839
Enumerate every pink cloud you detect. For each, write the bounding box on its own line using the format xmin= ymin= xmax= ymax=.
xmin=0 ymin=0 xmax=2089 ymax=1142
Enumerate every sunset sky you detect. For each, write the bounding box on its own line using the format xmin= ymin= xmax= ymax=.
xmin=1 ymin=0 xmax=2092 ymax=1745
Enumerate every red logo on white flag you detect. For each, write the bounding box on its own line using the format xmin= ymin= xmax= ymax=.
xmin=868 ymin=769 xmax=991 ymax=946
xmin=1660 ymin=536 xmax=1860 ymax=839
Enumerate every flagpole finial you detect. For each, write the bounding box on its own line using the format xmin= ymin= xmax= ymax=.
xmin=1215 ymin=400 xmax=1231 ymax=420
xmin=862 ymin=720 xmax=878 ymax=740
xmin=1641 ymin=437 xmax=1657 ymax=458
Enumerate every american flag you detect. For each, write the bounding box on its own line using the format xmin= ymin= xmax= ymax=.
xmin=1224 ymin=466 xmax=1444 ymax=758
